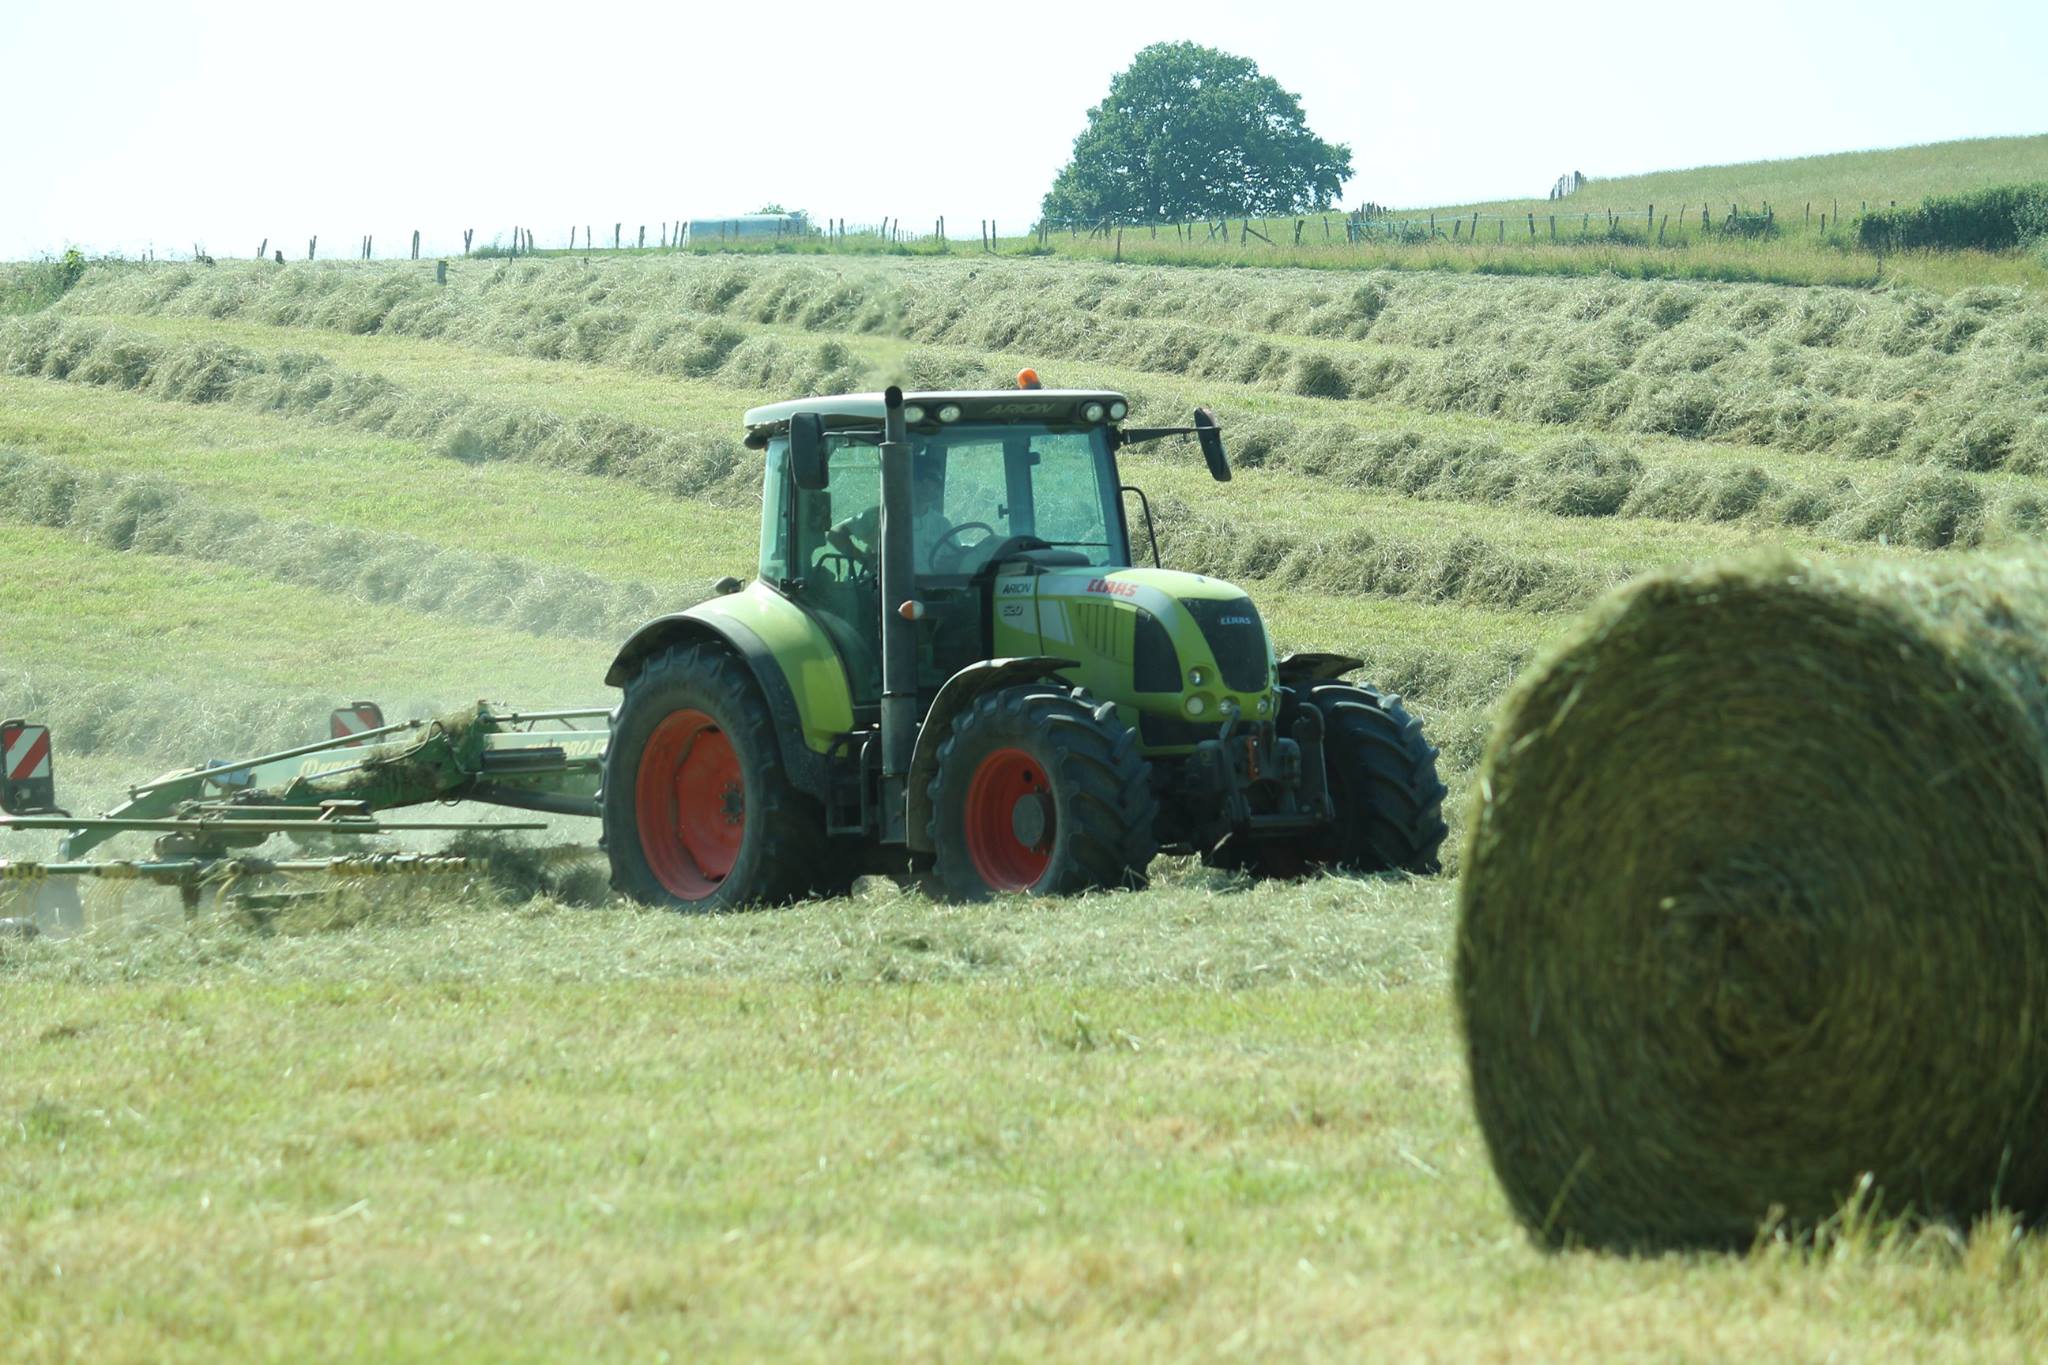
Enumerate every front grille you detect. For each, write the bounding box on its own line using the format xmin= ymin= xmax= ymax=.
xmin=1132 ymin=609 xmax=1180 ymax=692
xmin=1178 ymin=596 xmax=1271 ymax=693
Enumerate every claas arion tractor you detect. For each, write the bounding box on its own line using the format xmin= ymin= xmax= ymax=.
xmin=601 ymin=376 xmax=1446 ymax=905
xmin=1 ymin=376 xmax=1446 ymax=919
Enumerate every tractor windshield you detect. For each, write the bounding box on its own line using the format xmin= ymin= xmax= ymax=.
xmin=767 ymin=422 xmax=1128 ymax=584
xmin=916 ymin=423 xmax=1126 ymax=572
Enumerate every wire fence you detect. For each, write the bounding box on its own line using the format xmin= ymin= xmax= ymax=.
xmin=1034 ymin=197 xmax=1908 ymax=251
xmin=134 ymin=196 xmax=1918 ymax=266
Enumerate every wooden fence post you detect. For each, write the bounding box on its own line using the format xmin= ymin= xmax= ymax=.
xmin=309 ymin=236 xmax=317 ymax=260
xmin=1549 ymin=214 xmax=1556 ymax=239
xmin=1527 ymin=212 xmax=1535 ymax=239
xmin=1497 ymin=217 xmax=1504 ymax=243
xmin=1292 ymin=218 xmax=1304 ymax=245
xmin=1115 ymin=227 xmax=1122 ymax=262
xmin=1472 ymin=212 xmax=1480 ymax=239
xmin=1453 ymin=219 xmax=1461 ymax=240
xmin=436 ymin=259 xmax=447 ymax=286
xmin=638 ymin=225 xmax=646 ymax=248
xmin=464 ymin=228 xmax=474 ymax=255
xmin=614 ymin=223 xmax=622 ymax=249
xmin=257 ymin=238 xmax=267 ymax=260
xmin=411 ymin=229 xmax=420 ymax=260
xmin=274 ymin=250 xmax=283 ymax=265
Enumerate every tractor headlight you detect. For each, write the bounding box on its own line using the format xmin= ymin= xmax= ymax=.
xmin=902 ymin=404 xmax=927 ymax=423
xmin=1082 ymin=401 xmax=1106 ymax=423
xmin=1108 ymin=400 xmax=1128 ymax=420
xmin=1256 ymin=695 xmax=1270 ymax=715
xmin=1185 ymin=694 xmax=1209 ymax=717
xmin=937 ymin=403 xmax=962 ymax=423
xmin=1187 ymin=665 xmax=1208 ymax=688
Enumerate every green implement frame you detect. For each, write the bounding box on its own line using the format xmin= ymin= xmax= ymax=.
xmin=1 ymin=702 xmax=614 ymax=917
xmin=58 ymin=702 xmax=612 ymax=859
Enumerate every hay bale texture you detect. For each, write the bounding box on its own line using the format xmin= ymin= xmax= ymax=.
xmin=1456 ymin=553 xmax=2048 ymax=1250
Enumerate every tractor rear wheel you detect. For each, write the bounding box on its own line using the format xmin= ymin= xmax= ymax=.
xmin=927 ymin=686 xmax=1157 ymax=901
xmin=603 ymin=644 xmax=854 ymax=910
xmin=1215 ymin=681 xmax=1447 ymax=878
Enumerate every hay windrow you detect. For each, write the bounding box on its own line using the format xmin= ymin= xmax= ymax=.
xmin=32 ymin=273 xmax=2047 ymax=551
xmin=1456 ymin=552 xmax=2048 ymax=1250
xmin=0 ymin=449 xmax=692 ymax=642
xmin=53 ymin=257 xmax=2048 ymax=475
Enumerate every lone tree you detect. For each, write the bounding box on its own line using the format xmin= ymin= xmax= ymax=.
xmin=1042 ymin=43 xmax=1352 ymax=226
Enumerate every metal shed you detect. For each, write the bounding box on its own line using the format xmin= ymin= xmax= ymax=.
xmin=681 ymin=214 xmax=808 ymax=246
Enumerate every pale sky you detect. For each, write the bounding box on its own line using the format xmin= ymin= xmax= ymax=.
xmin=5 ymin=0 xmax=2043 ymax=261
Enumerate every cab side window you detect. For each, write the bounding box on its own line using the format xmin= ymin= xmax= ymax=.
xmin=799 ymin=440 xmax=881 ymax=583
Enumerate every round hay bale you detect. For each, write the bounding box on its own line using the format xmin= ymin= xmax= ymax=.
xmin=1456 ymin=553 xmax=2048 ymax=1250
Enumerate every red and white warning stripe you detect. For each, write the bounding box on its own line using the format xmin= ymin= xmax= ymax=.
xmin=2 ymin=724 xmax=51 ymax=783
xmin=329 ymin=703 xmax=387 ymax=745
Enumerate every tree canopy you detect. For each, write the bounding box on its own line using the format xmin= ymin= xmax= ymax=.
xmin=1041 ymin=43 xmax=1352 ymax=226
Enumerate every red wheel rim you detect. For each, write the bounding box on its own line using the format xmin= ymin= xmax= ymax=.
xmin=963 ymin=747 xmax=1054 ymax=891
xmin=634 ymin=709 xmax=743 ymax=900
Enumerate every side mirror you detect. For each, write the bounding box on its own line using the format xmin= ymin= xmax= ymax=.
xmin=789 ymin=412 xmax=829 ymax=491
xmin=1194 ymin=407 xmax=1230 ymax=482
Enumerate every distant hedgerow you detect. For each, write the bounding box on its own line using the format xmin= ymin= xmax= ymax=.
xmin=1859 ymin=183 xmax=2048 ymax=252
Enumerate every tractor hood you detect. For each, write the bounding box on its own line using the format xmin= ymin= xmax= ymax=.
xmin=1028 ymin=566 xmax=1277 ymax=742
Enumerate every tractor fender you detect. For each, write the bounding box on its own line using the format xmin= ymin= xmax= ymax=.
xmin=1276 ymin=651 xmax=1363 ymax=685
xmin=605 ymin=612 xmax=833 ymax=803
xmin=905 ymin=656 xmax=1079 ymax=852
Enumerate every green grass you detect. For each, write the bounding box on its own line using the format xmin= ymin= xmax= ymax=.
xmin=5 ymin=888 xmax=2045 ymax=1359
xmin=4 ymin=227 xmax=2047 ymax=1354
xmin=0 ymin=375 xmax=755 ymax=589
xmin=1427 ymin=134 xmax=2048 ymax=219
xmin=0 ymin=524 xmax=608 ymax=751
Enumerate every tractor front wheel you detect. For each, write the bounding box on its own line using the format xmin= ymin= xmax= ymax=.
xmin=927 ymin=686 xmax=1157 ymax=901
xmin=603 ymin=644 xmax=853 ymax=910
xmin=1213 ymin=681 xmax=1447 ymax=878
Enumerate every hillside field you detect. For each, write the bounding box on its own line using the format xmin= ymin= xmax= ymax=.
xmin=616 ymin=135 xmax=2048 ymax=293
xmin=4 ymin=238 xmax=2048 ymax=1357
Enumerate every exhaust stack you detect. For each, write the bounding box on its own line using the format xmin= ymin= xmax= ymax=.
xmin=877 ymin=387 xmax=918 ymax=839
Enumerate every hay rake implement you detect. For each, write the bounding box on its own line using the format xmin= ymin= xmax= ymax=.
xmin=0 ymin=703 xmax=614 ymax=930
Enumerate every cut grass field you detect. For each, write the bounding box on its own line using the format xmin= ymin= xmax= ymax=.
xmin=4 ymin=226 xmax=2047 ymax=1355
xmin=9 ymin=887 xmax=2048 ymax=1360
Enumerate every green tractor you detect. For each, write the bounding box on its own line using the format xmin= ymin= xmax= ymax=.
xmin=601 ymin=379 xmax=1446 ymax=905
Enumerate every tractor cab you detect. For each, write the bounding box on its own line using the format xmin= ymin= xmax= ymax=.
xmin=746 ymin=388 xmax=1143 ymax=711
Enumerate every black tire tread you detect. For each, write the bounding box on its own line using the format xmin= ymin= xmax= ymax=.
xmin=602 ymin=643 xmax=857 ymax=910
xmin=927 ymin=686 xmax=1158 ymax=900
xmin=1302 ymin=680 xmax=1449 ymax=875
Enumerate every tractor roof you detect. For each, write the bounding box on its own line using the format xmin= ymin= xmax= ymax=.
xmin=743 ymin=390 xmax=1128 ymax=447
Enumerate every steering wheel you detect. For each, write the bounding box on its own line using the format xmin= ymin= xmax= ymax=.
xmin=931 ymin=521 xmax=998 ymax=572
xmin=965 ymin=534 xmax=1057 ymax=582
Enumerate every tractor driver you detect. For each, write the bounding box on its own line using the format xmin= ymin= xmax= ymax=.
xmin=826 ymin=450 xmax=980 ymax=573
